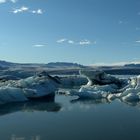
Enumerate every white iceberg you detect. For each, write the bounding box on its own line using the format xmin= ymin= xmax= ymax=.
xmin=70 ymin=70 xmax=140 ymax=103
xmin=0 ymin=71 xmax=60 ymax=104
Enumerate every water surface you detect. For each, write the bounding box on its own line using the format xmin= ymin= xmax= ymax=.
xmin=0 ymin=94 xmax=140 ymax=140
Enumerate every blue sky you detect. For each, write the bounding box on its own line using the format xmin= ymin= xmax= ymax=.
xmin=0 ymin=0 xmax=140 ymax=65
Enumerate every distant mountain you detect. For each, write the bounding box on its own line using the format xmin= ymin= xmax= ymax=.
xmin=0 ymin=60 xmax=42 ymax=68
xmin=0 ymin=60 xmax=86 ymax=69
xmin=0 ymin=60 xmax=16 ymax=67
xmin=46 ymin=62 xmax=85 ymax=68
xmin=124 ymin=63 xmax=140 ymax=67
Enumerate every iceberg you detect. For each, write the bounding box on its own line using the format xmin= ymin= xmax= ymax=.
xmin=0 ymin=71 xmax=60 ymax=104
xmin=1 ymin=69 xmax=140 ymax=105
xmin=70 ymin=70 xmax=140 ymax=103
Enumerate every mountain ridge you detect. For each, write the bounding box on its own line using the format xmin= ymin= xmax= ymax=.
xmin=0 ymin=60 xmax=85 ymax=68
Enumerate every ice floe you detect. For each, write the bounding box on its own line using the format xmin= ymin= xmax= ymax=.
xmin=70 ymin=70 xmax=140 ymax=103
xmin=0 ymin=69 xmax=140 ymax=105
xmin=0 ymin=71 xmax=59 ymax=104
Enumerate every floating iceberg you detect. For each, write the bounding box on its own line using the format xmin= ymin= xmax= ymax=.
xmin=0 ymin=71 xmax=60 ymax=104
xmin=70 ymin=70 xmax=140 ymax=103
xmin=1 ymin=69 xmax=140 ymax=105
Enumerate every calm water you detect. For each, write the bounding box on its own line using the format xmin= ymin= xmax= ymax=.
xmin=0 ymin=94 xmax=140 ymax=140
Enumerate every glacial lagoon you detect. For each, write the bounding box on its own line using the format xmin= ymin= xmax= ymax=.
xmin=0 ymin=92 xmax=140 ymax=140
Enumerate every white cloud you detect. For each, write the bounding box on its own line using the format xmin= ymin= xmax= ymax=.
xmin=136 ymin=40 xmax=140 ymax=43
xmin=79 ymin=40 xmax=91 ymax=45
xmin=10 ymin=0 xmax=17 ymax=3
xmin=0 ymin=0 xmax=17 ymax=3
xmin=0 ymin=0 xmax=6 ymax=3
xmin=79 ymin=40 xmax=96 ymax=45
xmin=12 ymin=6 xmax=29 ymax=14
xmin=36 ymin=9 xmax=43 ymax=14
xmin=12 ymin=6 xmax=44 ymax=15
xmin=68 ymin=40 xmax=74 ymax=44
xmin=31 ymin=10 xmax=36 ymax=14
xmin=33 ymin=44 xmax=46 ymax=48
xmin=57 ymin=38 xmax=96 ymax=46
xmin=57 ymin=38 xmax=67 ymax=43
xmin=31 ymin=9 xmax=43 ymax=14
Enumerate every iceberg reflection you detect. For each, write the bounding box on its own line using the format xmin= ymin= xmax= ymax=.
xmin=0 ymin=97 xmax=61 ymax=116
xmin=71 ymin=95 xmax=140 ymax=107
xmin=70 ymin=97 xmax=110 ymax=105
